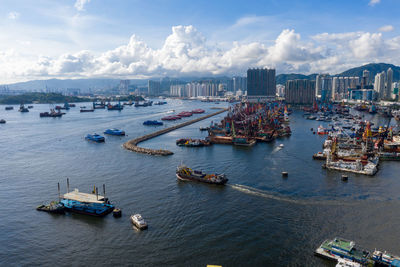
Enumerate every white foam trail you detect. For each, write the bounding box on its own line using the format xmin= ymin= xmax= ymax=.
xmin=228 ymin=184 xmax=358 ymax=206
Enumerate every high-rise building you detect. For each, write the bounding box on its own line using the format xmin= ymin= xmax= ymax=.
xmin=315 ymin=74 xmax=330 ymax=98
xmin=362 ymin=70 xmax=370 ymax=88
xmin=119 ymin=80 xmax=130 ymax=94
xmin=247 ymin=68 xmax=276 ymax=97
xmin=285 ymin=79 xmax=315 ymax=104
xmin=386 ymin=68 xmax=393 ymax=100
xmin=374 ymin=72 xmax=386 ymax=100
xmin=233 ymin=76 xmax=247 ymax=93
xmin=148 ymin=80 xmax=161 ymax=96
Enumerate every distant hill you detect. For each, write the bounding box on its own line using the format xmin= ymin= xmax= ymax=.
xmin=276 ymin=73 xmax=317 ymax=85
xmin=0 ymin=93 xmax=91 ymax=104
xmin=338 ymin=63 xmax=400 ymax=81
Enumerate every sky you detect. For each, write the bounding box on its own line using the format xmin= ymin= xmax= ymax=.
xmin=1 ymin=0 xmax=400 ymax=83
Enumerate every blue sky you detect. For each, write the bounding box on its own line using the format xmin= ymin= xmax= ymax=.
xmin=0 ymin=0 xmax=399 ymax=83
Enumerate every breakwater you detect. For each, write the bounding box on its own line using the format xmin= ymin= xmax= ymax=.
xmin=123 ymin=108 xmax=228 ymax=155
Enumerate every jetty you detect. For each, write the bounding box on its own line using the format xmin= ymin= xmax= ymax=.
xmin=123 ymin=108 xmax=228 ymax=156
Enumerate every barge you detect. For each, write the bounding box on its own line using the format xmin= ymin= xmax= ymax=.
xmin=176 ymin=164 xmax=228 ymax=185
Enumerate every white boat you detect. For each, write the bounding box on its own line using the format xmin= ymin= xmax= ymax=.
xmin=279 ymin=144 xmax=284 ymax=148
xmin=130 ymin=214 xmax=148 ymax=230
xmin=336 ymin=258 xmax=361 ymax=267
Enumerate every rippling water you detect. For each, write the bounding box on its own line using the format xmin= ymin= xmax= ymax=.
xmin=0 ymin=100 xmax=399 ymax=266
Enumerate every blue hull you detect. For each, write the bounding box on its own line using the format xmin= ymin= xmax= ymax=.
xmin=60 ymin=199 xmax=114 ymax=217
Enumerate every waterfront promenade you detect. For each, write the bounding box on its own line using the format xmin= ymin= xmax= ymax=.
xmin=123 ymin=108 xmax=228 ymax=155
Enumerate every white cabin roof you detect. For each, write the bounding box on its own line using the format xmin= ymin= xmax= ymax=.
xmin=63 ymin=189 xmax=105 ymax=204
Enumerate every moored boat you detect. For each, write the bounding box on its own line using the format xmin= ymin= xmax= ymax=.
xmin=104 ymin=128 xmax=125 ymax=136
xmin=40 ymin=109 xmax=64 ymax=117
xmin=5 ymin=106 xmax=13 ymax=110
xmin=176 ymin=138 xmax=211 ymax=147
xmin=191 ymin=109 xmax=205 ymax=114
xmin=130 ymin=214 xmax=148 ymax=230
xmin=143 ymin=120 xmax=163 ymax=126
xmin=36 ymin=201 xmax=65 ymax=214
xmin=85 ymin=134 xmax=105 ymax=142
xmin=176 ymin=164 xmax=228 ymax=185
xmin=372 ymin=249 xmax=400 ymax=266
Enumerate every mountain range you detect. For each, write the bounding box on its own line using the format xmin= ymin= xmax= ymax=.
xmin=2 ymin=63 xmax=399 ymax=91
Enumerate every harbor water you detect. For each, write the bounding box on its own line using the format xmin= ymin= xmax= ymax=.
xmin=1 ymin=100 xmax=400 ymax=266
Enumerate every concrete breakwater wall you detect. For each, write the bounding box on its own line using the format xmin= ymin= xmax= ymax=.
xmin=123 ymin=108 xmax=228 ymax=156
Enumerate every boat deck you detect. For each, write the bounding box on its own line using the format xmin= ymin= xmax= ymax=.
xmin=63 ymin=189 xmax=105 ymax=204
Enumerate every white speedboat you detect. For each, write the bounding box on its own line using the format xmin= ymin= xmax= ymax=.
xmin=336 ymin=258 xmax=361 ymax=267
xmin=279 ymin=144 xmax=284 ymax=148
xmin=130 ymin=214 xmax=148 ymax=230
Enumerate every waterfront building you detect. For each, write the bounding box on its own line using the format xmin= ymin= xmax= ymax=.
xmin=349 ymin=89 xmax=376 ymax=101
xmin=247 ymin=68 xmax=276 ymax=98
xmin=285 ymin=79 xmax=315 ymax=104
xmin=148 ymin=80 xmax=161 ymax=96
xmin=233 ymin=76 xmax=247 ymax=94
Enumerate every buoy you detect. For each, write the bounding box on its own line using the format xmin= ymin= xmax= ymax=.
xmin=113 ymin=208 xmax=122 ymax=217
xmin=282 ymin=172 xmax=288 ymax=177
xmin=341 ymin=175 xmax=348 ymax=181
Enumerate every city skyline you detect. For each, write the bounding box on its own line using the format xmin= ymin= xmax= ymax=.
xmin=1 ymin=0 xmax=400 ymax=83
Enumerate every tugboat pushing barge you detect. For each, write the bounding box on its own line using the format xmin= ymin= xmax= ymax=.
xmin=176 ymin=165 xmax=228 ymax=185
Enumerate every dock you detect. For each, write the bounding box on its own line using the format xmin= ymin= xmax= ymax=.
xmin=123 ymin=108 xmax=228 ymax=156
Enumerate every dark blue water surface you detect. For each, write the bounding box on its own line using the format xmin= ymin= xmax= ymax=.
xmin=0 ymin=100 xmax=399 ymax=266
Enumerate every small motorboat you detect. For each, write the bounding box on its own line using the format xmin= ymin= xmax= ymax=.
xmin=5 ymin=106 xmax=13 ymax=110
xmin=143 ymin=120 xmax=163 ymax=126
xmin=130 ymin=214 xmax=148 ymax=230
xmin=104 ymin=128 xmax=125 ymax=136
xmin=279 ymin=144 xmax=284 ymax=148
xmin=36 ymin=201 xmax=65 ymax=214
xmin=85 ymin=134 xmax=105 ymax=142
xmin=80 ymin=107 xmax=94 ymax=112
xmin=0 ymin=119 xmax=6 ymax=124
xmin=199 ymin=126 xmax=210 ymax=131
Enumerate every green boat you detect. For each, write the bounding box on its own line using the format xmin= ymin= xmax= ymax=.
xmin=315 ymin=237 xmax=373 ymax=265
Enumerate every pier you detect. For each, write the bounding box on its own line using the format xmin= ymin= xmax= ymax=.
xmin=123 ymin=108 xmax=228 ymax=156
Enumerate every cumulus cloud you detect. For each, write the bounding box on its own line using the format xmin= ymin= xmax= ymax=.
xmin=2 ymin=25 xmax=400 ymax=83
xmin=379 ymin=25 xmax=394 ymax=32
xmin=369 ymin=0 xmax=381 ymax=6
xmin=8 ymin=11 xmax=20 ymax=20
xmin=74 ymin=0 xmax=91 ymax=11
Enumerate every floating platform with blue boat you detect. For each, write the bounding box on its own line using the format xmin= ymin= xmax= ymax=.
xmin=85 ymin=134 xmax=105 ymax=142
xmin=60 ymin=180 xmax=114 ymax=217
xmin=104 ymin=128 xmax=125 ymax=136
xmin=143 ymin=120 xmax=163 ymax=126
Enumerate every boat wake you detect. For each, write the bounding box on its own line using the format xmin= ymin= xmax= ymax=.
xmin=228 ymin=184 xmax=362 ymax=206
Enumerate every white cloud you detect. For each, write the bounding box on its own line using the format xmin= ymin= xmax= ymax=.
xmin=8 ymin=11 xmax=20 ymax=20
xmin=369 ymin=0 xmax=381 ymax=6
xmin=379 ymin=25 xmax=394 ymax=32
xmin=2 ymin=25 xmax=400 ymax=83
xmin=74 ymin=0 xmax=91 ymax=11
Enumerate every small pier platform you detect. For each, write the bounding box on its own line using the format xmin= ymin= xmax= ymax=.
xmin=123 ymin=108 xmax=228 ymax=156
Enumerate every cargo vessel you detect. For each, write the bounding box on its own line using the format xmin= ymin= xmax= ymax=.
xmin=176 ymin=165 xmax=228 ymax=185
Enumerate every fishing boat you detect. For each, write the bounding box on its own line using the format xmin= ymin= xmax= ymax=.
xmin=0 ymin=119 xmax=6 ymax=124
xmin=93 ymin=101 xmax=106 ymax=109
xmin=232 ymin=136 xmax=256 ymax=146
xmin=27 ymin=105 xmax=34 ymax=109
xmin=130 ymin=214 xmax=148 ymax=230
xmin=314 ymin=237 xmax=372 ymax=265
xmin=176 ymin=138 xmax=211 ymax=147
xmin=335 ymin=258 xmax=361 ymax=267
xmin=154 ymin=101 xmax=167 ymax=105
xmin=55 ymin=103 xmax=70 ymax=110
xmin=199 ymin=126 xmax=210 ymax=131
xmin=107 ymin=101 xmax=123 ymax=111
xmin=36 ymin=201 xmax=65 ymax=214
xmin=161 ymin=115 xmax=181 ymax=121
xmin=317 ymin=125 xmax=329 ymax=135
xmin=85 ymin=134 xmax=105 ymax=142
xmin=80 ymin=107 xmax=94 ymax=112
xmin=135 ymin=100 xmax=153 ymax=107
xmin=143 ymin=120 xmax=163 ymax=126
xmin=372 ymin=249 xmax=400 ymax=266
xmin=177 ymin=111 xmax=193 ymax=117
xmin=60 ymin=183 xmax=114 ymax=217
xmin=5 ymin=106 xmax=13 ymax=110
xmin=176 ymin=164 xmax=228 ymax=185
xmin=40 ymin=109 xmax=63 ymax=117
xmin=191 ymin=109 xmax=205 ymax=114
xmin=18 ymin=104 xmax=29 ymax=112
xmin=104 ymin=128 xmax=125 ymax=136
xmin=123 ymin=101 xmax=134 ymax=106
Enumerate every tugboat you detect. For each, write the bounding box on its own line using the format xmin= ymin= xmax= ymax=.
xmin=176 ymin=164 xmax=228 ymax=185
xmin=143 ymin=120 xmax=163 ymax=126
xmin=130 ymin=214 xmax=148 ymax=230
xmin=18 ymin=104 xmax=29 ymax=112
xmin=176 ymin=138 xmax=211 ymax=147
xmin=104 ymin=128 xmax=125 ymax=136
xmin=85 ymin=134 xmax=105 ymax=142
xmin=314 ymin=237 xmax=372 ymax=265
xmin=37 ymin=201 xmax=65 ymax=214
